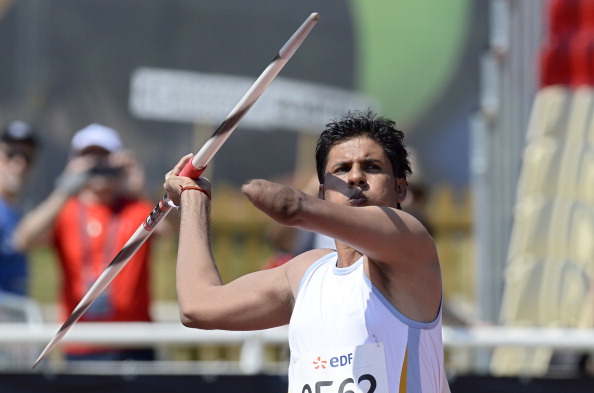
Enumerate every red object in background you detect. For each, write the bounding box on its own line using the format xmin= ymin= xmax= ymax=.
xmin=580 ymin=0 xmax=594 ymax=33
xmin=540 ymin=38 xmax=572 ymax=87
xmin=549 ymin=0 xmax=581 ymax=38
xmin=569 ymin=33 xmax=594 ymax=86
xmin=540 ymin=0 xmax=594 ymax=88
xmin=261 ymin=253 xmax=294 ymax=270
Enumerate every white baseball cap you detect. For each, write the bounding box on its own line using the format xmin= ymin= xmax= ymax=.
xmin=70 ymin=123 xmax=123 ymax=155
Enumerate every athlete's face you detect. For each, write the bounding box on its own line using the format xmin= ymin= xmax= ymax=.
xmin=319 ymin=136 xmax=406 ymax=208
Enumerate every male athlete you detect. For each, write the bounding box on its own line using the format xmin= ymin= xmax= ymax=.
xmin=164 ymin=110 xmax=449 ymax=392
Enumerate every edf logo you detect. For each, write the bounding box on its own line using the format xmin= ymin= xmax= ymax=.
xmin=313 ymin=353 xmax=353 ymax=369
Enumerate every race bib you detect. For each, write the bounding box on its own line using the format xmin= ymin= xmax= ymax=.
xmin=291 ymin=343 xmax=389 ymax=393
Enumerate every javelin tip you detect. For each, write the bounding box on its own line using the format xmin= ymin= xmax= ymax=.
xmin=32 ymin=353 xmax=45 ymax=369
xmin=32 ymin=335 xmax=59 ymax=369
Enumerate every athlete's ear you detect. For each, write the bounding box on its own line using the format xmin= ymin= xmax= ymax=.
xmin=319 ymin=184 xmax=325 ymax=200
xmin=396 ymin=178 xmax=407 ymax=204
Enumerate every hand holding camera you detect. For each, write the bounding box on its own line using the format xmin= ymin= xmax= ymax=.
xmin=55 ymin=149 xmax=144 ymax=197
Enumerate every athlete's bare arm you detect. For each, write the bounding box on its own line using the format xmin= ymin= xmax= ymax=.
xmin=166 ymin=155 xmax=329 ymax=331
xmin=241 ymin=179 xmax=436 ymax=269
xmin=241 ymin=179 xmax=442 ymax=323
xmin=166 ymin=152 xmax=441 ymax=327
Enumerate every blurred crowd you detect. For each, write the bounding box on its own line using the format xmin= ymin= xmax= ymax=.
xmin=0 ymin=120 xmax=166 ymax=362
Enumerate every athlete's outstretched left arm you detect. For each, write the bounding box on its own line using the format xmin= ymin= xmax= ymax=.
xmin=241 ymin=179 xmax=442 ymax=323
xmin=241 ymin=179 xmax=436 ymax=268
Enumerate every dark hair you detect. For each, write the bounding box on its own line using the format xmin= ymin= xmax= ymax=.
xmin=1 ymin=120 xmax=38 ymax=147
xmin=315 ymin=110 xmax=411 ymax=184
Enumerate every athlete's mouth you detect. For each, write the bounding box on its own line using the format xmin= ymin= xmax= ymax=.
xmin=349 ymin=192 xmax=367 ymax=206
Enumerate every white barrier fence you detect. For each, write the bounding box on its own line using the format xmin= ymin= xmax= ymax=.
xmin=2 ymin=323 xmax=592 ymax=350
xmin=1 ymin=322 xmax=594 ymax=375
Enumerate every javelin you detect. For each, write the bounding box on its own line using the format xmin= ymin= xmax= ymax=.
xmin=32 ymin=12 xmax=319 ymax=369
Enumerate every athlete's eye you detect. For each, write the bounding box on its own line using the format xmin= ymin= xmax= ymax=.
xmin=365 ymin=163 xmax=381 ymax=172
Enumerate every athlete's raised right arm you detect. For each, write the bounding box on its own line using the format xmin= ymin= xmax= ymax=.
xmin=165 ymin=155 xmax=325 ymax=331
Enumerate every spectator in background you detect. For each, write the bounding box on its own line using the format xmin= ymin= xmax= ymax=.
xmin=0 ymin=121 xmax=39 ymax=296
xmin=14 ymin=123 xmax=158 ymax=361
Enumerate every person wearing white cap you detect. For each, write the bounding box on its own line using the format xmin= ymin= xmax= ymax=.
xmin=14 ymin=123 xmax=159 ymax=362
xmin=69 ymin=123 xmax=123 ymax=156
xmin=0 ymin=120 xmax=39 ymax=296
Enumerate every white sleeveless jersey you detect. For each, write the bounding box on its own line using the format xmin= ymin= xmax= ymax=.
xmin=288 ymin=252 xmax=446 ymax=393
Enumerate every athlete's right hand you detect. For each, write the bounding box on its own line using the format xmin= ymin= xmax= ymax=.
xmin=164 ymin=154 xmax=211 ymax=207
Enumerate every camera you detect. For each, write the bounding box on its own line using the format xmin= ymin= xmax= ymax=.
xmin=89 ymin=165 xmax=122 ymax=177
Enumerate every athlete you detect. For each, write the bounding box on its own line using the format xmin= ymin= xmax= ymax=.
xmin=164 ymin=110 xmax=449 ymax=392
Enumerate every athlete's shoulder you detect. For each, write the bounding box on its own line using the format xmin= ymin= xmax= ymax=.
xmin=283 ymin=248 xmax=334 ymax=295
xmin=294 ymin=248 xmax=334 ymax=265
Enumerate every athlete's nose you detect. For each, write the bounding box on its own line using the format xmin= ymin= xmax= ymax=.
xmin=348 ymin=166 xmax=367 ymax=187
